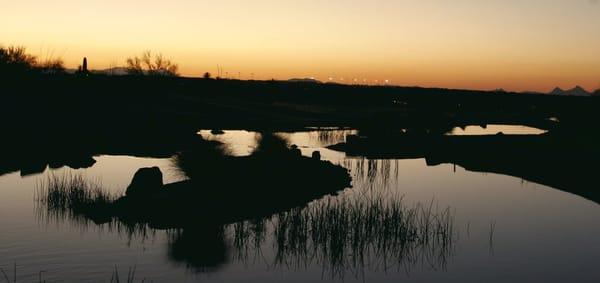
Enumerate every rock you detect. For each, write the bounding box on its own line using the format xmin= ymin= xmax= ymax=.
xmin=126 ymin=167 xmax=164 ymax=198
xmin=312 ymin=151 xmax=321 ymax=160
xmin=211 ymin=129 xmax=225 ymax=135
xmin=290 ymin=148 xmax=302 ymax=156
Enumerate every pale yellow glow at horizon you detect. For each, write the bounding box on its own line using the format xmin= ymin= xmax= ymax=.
xmin=1 ymin=0 xmax=599 ymax=92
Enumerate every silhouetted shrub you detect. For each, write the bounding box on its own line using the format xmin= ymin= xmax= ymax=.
xmin=1 ymin=45 xmax=67 ymax=75
xmin=38 ymin=58 xmax=66 ymax=74
xmin=0 ymin=46 xmax=37 ymax=74
xmin=126 ymin=51 xmax=179 ymax=76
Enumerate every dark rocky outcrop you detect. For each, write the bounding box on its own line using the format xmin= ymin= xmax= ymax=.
xmin=126 ymin=167 xmax=163 ymax=198
xmin=312 ymin=151 xmax=321 ymax=160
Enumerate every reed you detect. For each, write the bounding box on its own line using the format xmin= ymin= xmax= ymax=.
xmin=35 ymin=172 xmax=119 ymax=225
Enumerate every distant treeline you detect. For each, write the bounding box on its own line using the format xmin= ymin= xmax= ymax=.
xmin=0 ymin=45 xmax=179 ymax=77
xmin=0 ymin=46 xmax=66 ymax=75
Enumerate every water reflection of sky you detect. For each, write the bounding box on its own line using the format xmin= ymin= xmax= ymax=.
xmin=448 ymin=124 xmax=547 ymax=135
xmin=0 ymin=128 xmax=598 ymax=282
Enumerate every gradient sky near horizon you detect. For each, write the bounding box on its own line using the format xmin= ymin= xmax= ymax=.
xmin=1 ymin=0 xmax=599 ymax=91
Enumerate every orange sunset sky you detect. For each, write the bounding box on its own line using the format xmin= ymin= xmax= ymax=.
xmin=1 ymin=0 xmax=599 ymax=92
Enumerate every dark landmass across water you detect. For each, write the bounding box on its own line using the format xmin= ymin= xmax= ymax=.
xmin=330 ymin=132 xmax=600 ymax=204
xmin=3 ymin=72 xmax=600 ymax=134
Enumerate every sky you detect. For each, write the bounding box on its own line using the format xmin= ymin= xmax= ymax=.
xmin=1 ymin=0 xmax=599 ymax=92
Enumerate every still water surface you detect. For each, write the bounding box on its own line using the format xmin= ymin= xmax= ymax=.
xmin=0 ymin=129 xmax=598 ymax=282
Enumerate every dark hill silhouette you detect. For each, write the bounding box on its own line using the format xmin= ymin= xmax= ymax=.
xmin=287 ymin=77 xmax=322 ymax=83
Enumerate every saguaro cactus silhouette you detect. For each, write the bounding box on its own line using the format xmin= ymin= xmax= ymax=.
xmin=82 ymin=57 xmax=88 ymax=73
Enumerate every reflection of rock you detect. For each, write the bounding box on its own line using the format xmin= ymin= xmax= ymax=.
xmin=126 ymin=167 xmax=163 ymax=198
xmin=65 ymin=156 xmax=97 ymax=169
xmin=211 ymin=129 xmax=225 ymax=135
xmin=20 ymin=163 xmax=47 ymax=177
xmin=168 ymin=227 xmax=228 ymax=272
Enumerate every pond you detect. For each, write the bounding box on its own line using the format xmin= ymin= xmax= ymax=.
xmin=0 ymin=129 xmax=598 ymax=282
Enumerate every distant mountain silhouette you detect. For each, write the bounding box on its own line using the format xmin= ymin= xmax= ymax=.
xmin=92 ymin=67 xmax=129 ymax=76
xmin=63 ymin=67 xmax=129 ymax=75
xmin=549 ymin=86 xmax=591 ymax=96
xmin=549 ymin=87 xmax=565 ymax=95
xmin=288 ymin=78 xmax=322 ymax=83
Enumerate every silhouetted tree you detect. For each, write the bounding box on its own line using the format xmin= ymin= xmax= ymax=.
xmin=0 ymin=46 xmax=37 ymax=74
xmin=1 ymin=46 xmax=67 ymax=75
xmin=204 ymin=72 xmax=211 ymax=79
xmin=125 ymin=56 xmax=144 ymax=75
xmin=126 ymin=51 xmax=179 ymax=76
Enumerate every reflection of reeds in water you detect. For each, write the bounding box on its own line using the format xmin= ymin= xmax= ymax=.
xmin=278 ymin=130 xmax=358 ymax=148
xmin=341 ymin=158 xmax=401 ymax=191
xmin=35 ymin=173 xmax=116 ymax=225
xmin=35 ymin=169 xmax=455 ymax=279
xmin=231 ymin=195 xmax=455 ymax=279
xmin=306 ymin=130 xmax=358 ymax=146
xmin=35 ymin=173 xmax=155 ymax=239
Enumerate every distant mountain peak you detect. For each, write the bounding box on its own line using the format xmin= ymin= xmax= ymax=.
xmin=549 ymin=86 xmax=590 ymax=96
xmin=549 ymin=87 xmax=565 ymax=95
xmin=567 ymin=86 xmax=590 ymax=96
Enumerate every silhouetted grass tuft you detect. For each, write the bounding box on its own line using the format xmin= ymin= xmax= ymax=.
xmin=36 ymin=172 xmax=119 ymax=225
